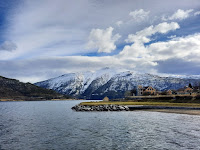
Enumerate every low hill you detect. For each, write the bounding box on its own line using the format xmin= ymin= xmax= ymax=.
xmin=0 ymin=76 xmax=71 ymax=101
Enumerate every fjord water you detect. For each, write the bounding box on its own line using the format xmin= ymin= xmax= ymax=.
xmin=1 ymin=101 xmax=200 ymax=150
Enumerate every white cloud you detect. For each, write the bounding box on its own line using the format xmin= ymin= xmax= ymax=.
xmin=194 ymin=11 xmax=200 ymax=16
xmin=121 ymin=22 xmax=199 ymax=64
xmin=86 ymin=27 xmax=121 ymax=53
xmin=0 ymin=41 xmax=17 ymax=51
xmin=125 ymin=22 xmax=180 ymax=44
xmin=116 ymin=21 xmax=123 ymax=27
xmin=162 ymin=9 xmax=193 ymax=21
xmin=129 ymin=9 xmax=150 ymax=22
xmin=148 ymin=33 xmax=200 ymax=61
xmin=118 ymin=23 xmax=200 ymax=74
xmin=167 ymin=35 xmax=176 ymax=39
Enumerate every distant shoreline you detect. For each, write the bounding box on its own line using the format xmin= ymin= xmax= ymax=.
xmin=0 ymin=98 xmax=78 ymax=102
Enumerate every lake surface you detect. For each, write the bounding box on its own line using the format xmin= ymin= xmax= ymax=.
xmin=1 ymin=100 xmax=200 ymax=150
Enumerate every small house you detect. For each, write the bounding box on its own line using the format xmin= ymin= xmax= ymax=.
xmin=137 ymin=85 xmax=156 ymax=96
xmin=177 ymin=86 xmax=193 ymax=95
xmin=166 ymin=90 xmax=172 ymax=95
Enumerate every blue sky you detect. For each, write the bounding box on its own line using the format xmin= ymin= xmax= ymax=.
xmin=0 ymin=0 xmax=200 ymax=82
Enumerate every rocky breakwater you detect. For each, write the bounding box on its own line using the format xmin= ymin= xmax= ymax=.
xmin=71 ymin=105 xmax=129 ymax=111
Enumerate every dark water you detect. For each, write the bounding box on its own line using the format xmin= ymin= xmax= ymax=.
xmin=1 ymin=100 xmax=200 ymax=150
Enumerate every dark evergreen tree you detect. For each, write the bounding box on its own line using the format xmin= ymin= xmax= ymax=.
xmin=188 ymin=83 xmax=193 ymax=88
xmin=131 ymin=88 xmax=137 ymax=95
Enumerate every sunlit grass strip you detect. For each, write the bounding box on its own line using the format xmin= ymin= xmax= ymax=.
xmin=80 ymin=101 xmax=200 ymax=107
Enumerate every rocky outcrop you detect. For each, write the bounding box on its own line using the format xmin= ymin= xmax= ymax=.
xmin=71 ymin=105 xmax=129 ymax=111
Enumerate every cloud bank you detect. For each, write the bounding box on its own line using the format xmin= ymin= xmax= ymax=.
xmin=2 ymin=23 xmax=200 ymax=83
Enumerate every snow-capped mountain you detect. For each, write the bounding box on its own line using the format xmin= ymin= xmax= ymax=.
xmin=35 ymin=68 xmax=200 ymax=99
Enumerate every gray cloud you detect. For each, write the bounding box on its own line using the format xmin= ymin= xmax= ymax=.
xmin=0 ymin=41 xmax=17 ymax=51
xmin=0 ymin=55 xmax=155 ymax=83
xmin=156 ymin=58 xmax=200 ymax=75
xmin=0 ymin=57 xmax=116 ymax=83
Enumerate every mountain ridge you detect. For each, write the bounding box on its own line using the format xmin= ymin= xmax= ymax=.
xmin=35 ymin=68 xmax=200 ymax=99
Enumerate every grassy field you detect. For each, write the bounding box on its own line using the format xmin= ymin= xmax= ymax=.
xmin=80 ymin=101 xmax=200 ymax=107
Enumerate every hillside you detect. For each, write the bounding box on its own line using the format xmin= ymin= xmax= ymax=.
xmin=35 ymin=68 xmax=200 ymax=100
xmin=0 ymin=76 xmax=70 ymax=101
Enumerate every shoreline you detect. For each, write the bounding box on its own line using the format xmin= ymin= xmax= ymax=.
xmin=71 ymin=103 xmax=200 ymax=114
xmin=74 ymin=101 xmax=200 ymax=115
xmin=144 ymin=109 xmax=200 ymax=115
xmin=79 ymin=101 xmax=200 ymax=107
xmin=72 ymin=104 xmax=200 ymax=115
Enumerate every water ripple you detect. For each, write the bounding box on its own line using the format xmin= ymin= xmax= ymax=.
xmin=0 ymin=101 xmax=200 ymax=150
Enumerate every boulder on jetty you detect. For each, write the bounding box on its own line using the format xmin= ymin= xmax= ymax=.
xmin=71 ymin=104 xmax=129 ymax=111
